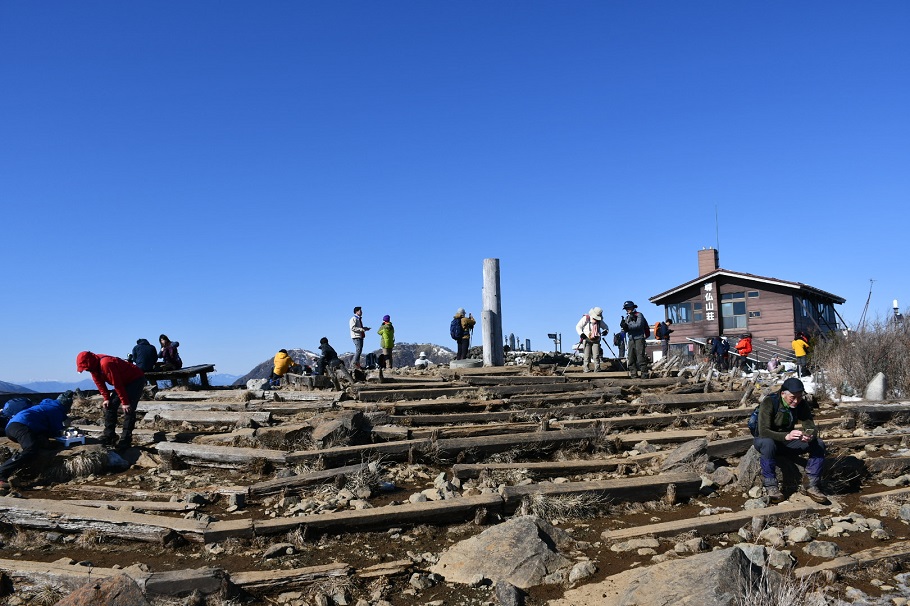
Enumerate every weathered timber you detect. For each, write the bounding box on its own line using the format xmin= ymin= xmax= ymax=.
xmin=61 ymin=484 xmax=180 ymax=501
xmin=0 ymin=558 xmax=145 ymax=593
xmin=145 ymin=364 xmax=216 ymax=387
xmin=251 ymin=494 xmax=505 ymax=536
xmin=482 ymin=383 xmax=606 ymax=397
xmin=154 ymin=389 xmax=238 ymax=401
xmin=706 ymin=435 xmax=754 ymax=459
xmin=634 ymin=392 xmax=746 ymax=410
xmin=254 ymin=401 xmax=338 ymax=414
xmin=432 ymin=428 xmax=603 ymax=459
xmin=230 ymin=563 xmax=351 ymax=592
xmin=795 ymin=542 xmax=910 ymax=579
xmin=0 ymin=496 xmax=206 ymax=542
xmin=451 ymin=452 xmax=659 ymax=480
xmin=142 ymin=410 xmax=272 ymax=425
xmin=499 ymin=473 xmax=703 ymax=510
xmin=826 ymin=432 xmax=910 ymax=449
xmin=391 ymin=411 xmax=515 ymax=425
xmin=62 ymin=499 xmax=199 ymax=512
xmin=441 ymin=366 xmax=526 ymax=378
xmin=248 ymin=463 xmax=371 ymax=496
xmin=287 ymin=439 xmax=430 ymax=466
xmin=341 ymin=398 xmax=505 ymax=413
xmin=354 ymin=386 xmax=480 ymax=402
xmin=837 ymin=403 xmax=910 ymax=426
xmin=602 ymin=500 xmax=827 ymax=541
xmin=372 ymin=422 xmax=542 ymax=441
xmin=204 ymin=519 xmax=255 ymax=542
xmin=156 ymin=442 xmax=287 ymax=468
xmin=556 ymin=407 xmax=754 ymax=431
xmin=138 ymin=401 xmax=248 ymax=413
xmin=357 ymin=560 xmax=413 ymax=578
xmin=587 ymin=377 xmax=682 ymax=388
xmin=462 ymin=375 xmax=568 ymax=386
xmin=859 ymin=486 xmax=910 ymax=505
xmin=144 ymin=568 xmax=226 ymax=596
xmin=863 ymin=456 xmax=910 ymax=475
xmin=506 ymin=388 xmax=625 ymax=406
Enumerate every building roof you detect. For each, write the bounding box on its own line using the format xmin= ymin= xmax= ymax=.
xmin=649 ymin=268 xmax=846 ymax=305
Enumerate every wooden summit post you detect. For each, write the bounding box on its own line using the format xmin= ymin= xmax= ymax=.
xmin=482 ymin=258 xmax=504 ymax=366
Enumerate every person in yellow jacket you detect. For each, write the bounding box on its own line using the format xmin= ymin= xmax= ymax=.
xmin=792 ymin=332 xmax=811 ymax=377
xmin=269 ymin=349 xmax=301 ymax=387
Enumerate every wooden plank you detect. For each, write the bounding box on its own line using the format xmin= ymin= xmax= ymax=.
xmin=707 ymin=435 xmax=754 ymax=459
xmin=156 ymin=442 xmax=287 ymax=468
xmin=142 ymin=410 xmax=272 ymax=425
xmin=62 ymin=500 xmax=199 ymax=513
xmin=859 ymin=486 xmax=910 ymax=504
xmin=354 ymin=387 xmax=481 ymax=403
xmin=155 ymin=390 xmax=244 ymax=401
xmin=61 ymin=484 xmax=181 ymax=501
xmin=249 ymin=463 xmax=371 ymax=496
xmin=452 ymin=453 xmax=659 ymax=480
xmin=863 ymin=456 xmax=910 ymax=475
xmin=0 ymin=496 xmax=207 ymax=542
xmin=231 ymin=563 xmax=351 ymax=592
xmin=373 ymin=422 xmax=543 ymax=441
xmin=252 ymin=494 xmax=504 ymax=536
xmin=635 ymin=392 xmax=746 ymax=409
xmin=795 ymin=542 xmax=910 ymax=579
xmin=507 ymin=388 xmax=625 ymax=405
xmin=556 ymin=408 xmax=753 ymax=431
xmin=483 ymin=383 xmax=600 ymax=397
xmin=433 ymin=428 xmax=603 ymax=458
xmin=462 ymin=375 xmax=568 ymax=386
xmin=0 ymin=558 xmax=145 ymax=593
xmin=341 ymin=398 xmax=501 ymax=413
xmin=138 ymin=401 xmax=248 ymax=413
xmin=500 ymin=473 xmax=703 ymax=510
xmin=357 ymin=559 xmax=413 ymax=579
xmin=602 ymin=501 xmax=826 ymax=541
xmin=287 ymin=439 xmax=431 ymax=466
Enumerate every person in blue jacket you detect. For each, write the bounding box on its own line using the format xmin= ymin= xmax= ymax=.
xmin=0 ymin=391 xmax=74 ymax=493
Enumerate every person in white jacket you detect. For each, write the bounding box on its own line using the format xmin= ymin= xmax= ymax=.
xmin=575 ymin=307 xmax=609 ymax=372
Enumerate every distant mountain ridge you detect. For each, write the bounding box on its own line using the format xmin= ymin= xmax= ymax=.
xmin=0 ymin=380 xmax=36 ymax=394
xmin=234 ymin=343 xmax=455 ymax=385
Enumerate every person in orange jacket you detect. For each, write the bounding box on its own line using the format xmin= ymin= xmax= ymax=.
xmin=735 ymin=333 xmax=753 ymax=373
xmin=76 ymin=351 xmax=145 ymax=450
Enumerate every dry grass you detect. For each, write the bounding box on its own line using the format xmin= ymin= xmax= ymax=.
xmin=526 ymin=492 xmax=607 ymax=520
xmin=30 ymin=585 xmax=65 ymax=606
xmin=735 ymin=562 xmax=827 ymax=606
xmin=75 ymin=528 xmax=103 ymax=548
xmin=344 ymin=457 xmax=384 ymax=494
xmin=52 ymin=450 xmax=107 ymax=482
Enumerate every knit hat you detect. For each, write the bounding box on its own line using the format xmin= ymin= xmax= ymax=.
xmin=589 ymin=307 xmax=603 ymax=321
xmin=781 ymin=378 xmax=805 ymax=394
xmin=57 ymin=390 xmax=75 ymax=410
xmin=456 ymin=308 xmax=466 ymax=316
xmin=383 ymin=315 xmax=390 ymax=322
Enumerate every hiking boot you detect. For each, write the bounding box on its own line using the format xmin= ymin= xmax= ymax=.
xmin=100 ymin=433 xmax=118 ymax=447
xmin=765 ymin=485 xmax=783 ymax=503
xmin=0 ymin=479 xmax=10 ymax=495
xmin=805 ymin=485 xmax=829 ymax=504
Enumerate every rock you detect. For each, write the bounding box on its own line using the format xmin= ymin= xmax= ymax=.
xmin=264 ymin=543 xmax=295 ymax=559
xmin=247 ymin=379 xmax=268 ymax=391
xmin=767 ymin=550 xmax=795 ymax=570
xmin=734 ymin=543 xmax=766 ymax=567
xmin=568 ymin=561 xmax=597 ymax=584
xmin=409 ymin=493 xmax=428 ymax=504
xmin=758 ymin=527 xmax=785 ymax=548
xmin=430 ymin=515 xmax=574 ymax=588
xmin=494 ymin=580 xmax=524 ymax=606
xmin=607 ymin=537 xmax=660 ymax=552
xmin=864 ymin=372 xmax=888 ymax=401
xmin=787 ymin=527 xmax=813 ymax=543
xmin=659 ymin=438 xmax=708 ymax=473
xmin=710 ymin=466 xmax=736 ymax=486
xmin=549 ymin=547 xmax=784 ymax=606
xmin=803 ymin=541 xmax=841 ymax=558
xmin=54 ymin=574 xmax=151 ymax=606
xmin=409 ymin=573 xmax=434 ymax=590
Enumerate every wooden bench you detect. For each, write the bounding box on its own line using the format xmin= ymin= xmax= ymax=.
xmin=144 ymin=364 xmax=216 ymax=388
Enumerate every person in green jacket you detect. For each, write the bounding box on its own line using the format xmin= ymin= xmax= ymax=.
xmin=377 ymin=315 xmax=395 ymax=369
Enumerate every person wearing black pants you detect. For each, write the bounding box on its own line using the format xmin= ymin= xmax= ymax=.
xmin=76 ymin=351 xmax=146 ymax=450
xmin=0 ymin=392 xmax=73 ymax=493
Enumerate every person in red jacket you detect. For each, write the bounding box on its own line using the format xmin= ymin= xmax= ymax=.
xmin=734 ymin=333 xmax=754 ymax=374
xmin=76 ymin=351 xmax=146 ymax=450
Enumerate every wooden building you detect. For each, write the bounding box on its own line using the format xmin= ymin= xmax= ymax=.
xmin=649 ymin=248 xmax=846 ymax=362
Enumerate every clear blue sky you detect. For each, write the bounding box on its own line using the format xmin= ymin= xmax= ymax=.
xmin=2 ymin=2 xmax=908 ymax=383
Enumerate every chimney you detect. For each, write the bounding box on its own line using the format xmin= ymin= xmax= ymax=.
xmin=698 ymin=248 xmax=719 ymax=276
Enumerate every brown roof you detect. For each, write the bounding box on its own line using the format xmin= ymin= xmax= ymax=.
xmin=649 ymin=268 xmax=846 ymax=305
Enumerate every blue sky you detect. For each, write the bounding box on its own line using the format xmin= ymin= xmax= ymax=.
xmin=1 ymin=2 xmax=908 ymax=383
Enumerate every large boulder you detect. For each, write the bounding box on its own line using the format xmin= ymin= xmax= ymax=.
xmin=431 ymin=515 xmax=575 ymax=588
xmin=548 ymin=546 xmax=783 ymax=606
xmin=864 ymin=372 xmax=888 ymax=401
xmin=660 ymin=438 xmax=708 ymax=473
xmin=54 ymin=574 xmax=151 ymax=606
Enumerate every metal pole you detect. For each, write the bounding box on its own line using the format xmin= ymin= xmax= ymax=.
xmin=482 ymin=258 xmax=504 ymax=366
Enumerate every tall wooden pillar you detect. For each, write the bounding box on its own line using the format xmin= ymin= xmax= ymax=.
xmin=482 ymin=258 xmax=504 ymax=366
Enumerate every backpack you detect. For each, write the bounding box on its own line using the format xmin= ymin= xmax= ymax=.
xmin=613 ymin=333 xmax=622 ymax=347
xmin=748 ymin=395 xmax=781 ymax=437
xmin=450 ymin=318 xmax=463 ymax=340
xmin=654 ymin=322 xmax=663 ymax=339
xmin=643 ymin=323 xmax=651 ymax=339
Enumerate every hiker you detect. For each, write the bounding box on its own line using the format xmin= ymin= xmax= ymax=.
xmin=415 ymin=351 xmax=430 ymax=369
xmin=128 ymin=338 xmax=158 ymax=372
xmin=575 ymin=307 xmax=609 ymax=373
xmin=792 ymin=332 xmax=811 ymax=377
xmin=349 ymin=307 xmax=371 ymax=369
xmin=451 ymin=308 xmax=476 ymax=360
xmin=656 ymin=319 xmax=674 ymax=360
xmin=0 ymin=397 xmax=36 ymax=437
xmin=619 ymin=301 xmax=650 ymax=379
xmin=0 ymin=391 xmax=75 ymax=494
xmin=270 ymin=349 xmax=302 ymax=387
xmin=767 ymin=355 xmax=782 ymax=373
xmin=377 ymin=315 xmax=395 ymax=369
xmin=156 ymin=334 xmax=182 ymax=371
xmin=753 ymin=377 xmax=828 ymax=504
xmin=734 ymin=333 xmax=753 ymax=373
xmin=712 ymin=336 xmax=730 ymax=371
xmin=76 ymin=350 xmax=146 ymax=450
xmin=614 ymin=331 xmax=626 ymax=360
xmin=315 ymin=337 xmax=340 ymax=376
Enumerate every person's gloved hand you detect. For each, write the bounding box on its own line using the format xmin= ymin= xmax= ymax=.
xmin=102 ymin=400 xmax=111 ymax=410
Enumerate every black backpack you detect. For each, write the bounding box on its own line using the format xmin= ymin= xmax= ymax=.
xmin=748 ymin=395 xmax=781 ymax=436
xmin=450 ymin=318 xmax=463 ymax=340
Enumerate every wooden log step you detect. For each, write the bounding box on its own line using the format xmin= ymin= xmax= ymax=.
xmin=141 ymin=410 xmax=272 ymax=425
xmin=634 ymin=392 xmax=746 ymax=409
xmin=138 ymin=401 xmax=248 ymax=413
xmin=433 ymin=428 xmax=603 ymax=459
xmin=287 ymin=439 xmax=431 ymax=466
xmin=587 ymin=377 xmax=682 ymax=388
xmin=391 ymin=411 xmax=515 ymax=425
xmin=795 ymin=541 xmax=910 ymax=579
xmin=156 ymin=442 xmax=287 ymax=468
xmin=372 ymin=422 xmax=542 ymax=441
xmin=248 ymin=494 xmax=504 ymax=537
xmin=254 ymin=401 xmax=338 ymax=414
xmin=61 ymin=484 xmax=181 ymax=501
xmin=357 ymin=559 xmax=413 ymax=578
xmin=353 ymin=386 xmax=480 ymax=402
xmin=390 ymin=401 xmax=634 ymax=425
xmin=602 ymin=501 xmax=826 ymax=541
xmin=462 ymin=375 xmax=568 ymax=386
xmin=556 ymin=408 xmax=754 ymax=431
xmin=707 ymin=435 xmax=754 ymax=459
xmin=862 ymin=456 xmax=910 ymax=475
xmin=342 ymin=398 xmax=507 ymax=413
xmin=248 ymin=463 xmax=372 ymax=497
xmin=154 ymin=390 xmax=243 ymax=401
xmin=859 ymin=486 xmax=910 ymax=504
xmin=483 ymin=383 xmax=600 ymax=397
xmin=506 ymin=388 xmax=625 ymax=406
xmin=62 ymin=499 xmax=199 ymax=513
xmin=499 ymin=472 xmax=703 ymax=511
xmin=0 ymin=557 xmax=142 ymax=594
xmin=0 ymin=496 xmax=207 ymax=542
xmin=451 ymin=453 xmax=659 ymax=480
xmin=230 ymin=562 xmax=350 ymax=592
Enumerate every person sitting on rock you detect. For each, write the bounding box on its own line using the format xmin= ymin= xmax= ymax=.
xmin=0 ymin=391 xmax=74 ymax=494
xmin=753 ymin=377 xmax=828 ymax=504
xmin=269 ymin=349 xmax=303 ymax=387
xmin=414 ymin=351 xmax=430 ymax=369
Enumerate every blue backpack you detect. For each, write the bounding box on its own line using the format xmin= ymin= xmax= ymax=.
xmin=748 ymin=396 xmax=781 ymax=436
xmin=450 ymin=318 xmax=464 ymax=340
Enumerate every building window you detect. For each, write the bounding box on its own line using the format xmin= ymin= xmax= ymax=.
xmin=667 ymin=302 xmax=692 ymax=324
xmin=765 ymin=339 xmax=778 ymax=346
xmin=749 ymin=310 xmax=761 ymax=318
xmin=748 ymin=291 xmax=760 ymax=298
xmin=721 ymin=292 xmax=747 ymax=329
xmin=693 ymin=302 xmax=703 ymax=322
